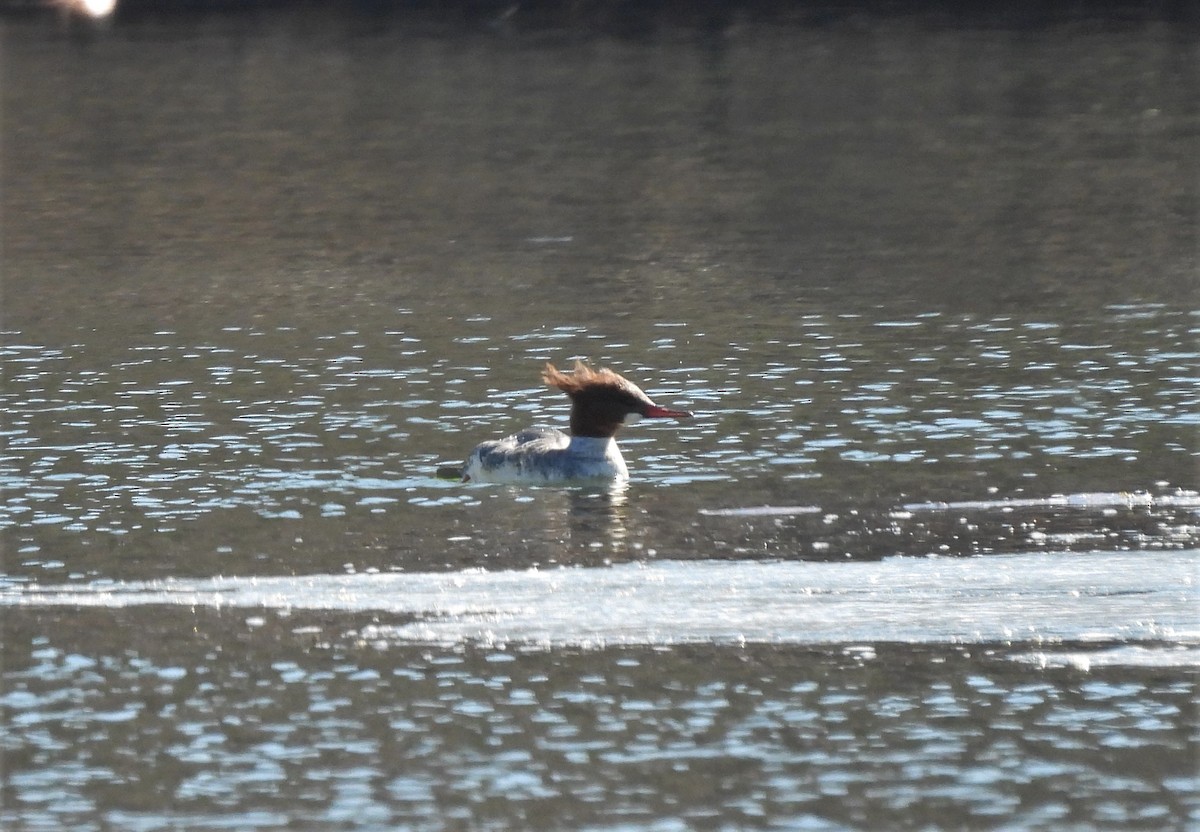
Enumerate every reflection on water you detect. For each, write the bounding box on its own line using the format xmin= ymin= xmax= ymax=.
xmin=2 ymin=4 xmax=1198 ymax=830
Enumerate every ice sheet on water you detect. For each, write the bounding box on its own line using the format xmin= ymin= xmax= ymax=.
xmin=901 ymin=490 xmax=1200 ymax=513
xmin=1011 ymin=644 xmax=1200 ymax=669
xmin=5 ymin=550 xmax=1196 ymax=656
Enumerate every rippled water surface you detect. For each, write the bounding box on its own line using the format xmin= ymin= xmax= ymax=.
xmin=2 ymin=4 xmax=1198 ymax=830
xmin=3 ymin=304 xmax=1196 ymax=576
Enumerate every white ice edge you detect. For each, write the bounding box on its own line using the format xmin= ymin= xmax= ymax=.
xmin=700 ymin=490 xmax=1200 ymax=517
xmin=4 ymin=550 xmax=1198 ymax=658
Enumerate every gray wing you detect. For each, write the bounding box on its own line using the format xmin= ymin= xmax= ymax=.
xmin=464 ymin=427 xmax=570 ymax=480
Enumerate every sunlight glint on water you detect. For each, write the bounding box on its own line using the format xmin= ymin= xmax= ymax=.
xmin=2 ymin=8 xmax=1197 ymax=830
xmin=3 ymin=306 xmax=1196 ymax=546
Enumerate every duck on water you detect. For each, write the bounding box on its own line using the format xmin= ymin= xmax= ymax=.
xmin=455 ymin=361 xmax=692 ymax=483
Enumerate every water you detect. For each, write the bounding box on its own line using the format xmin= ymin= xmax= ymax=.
xmin=2 ymin=4 xmax=1198 ymax=830
xmin=3 ymin=310 xmax=1196 ymax=575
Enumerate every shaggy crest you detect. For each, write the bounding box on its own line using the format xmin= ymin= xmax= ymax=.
xmin=541 ymin=361 xmax=643 ymax=398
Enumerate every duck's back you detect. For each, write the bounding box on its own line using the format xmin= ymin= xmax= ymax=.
xmin=463 ymin=427 xmax=626 ymax=482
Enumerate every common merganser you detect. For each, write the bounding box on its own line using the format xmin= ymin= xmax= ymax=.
xmin=461 ymin=361 xmax=692 ymax=483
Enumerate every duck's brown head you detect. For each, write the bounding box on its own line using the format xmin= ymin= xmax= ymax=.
xmin=542 ymin=361 xmax=692 ymax=438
